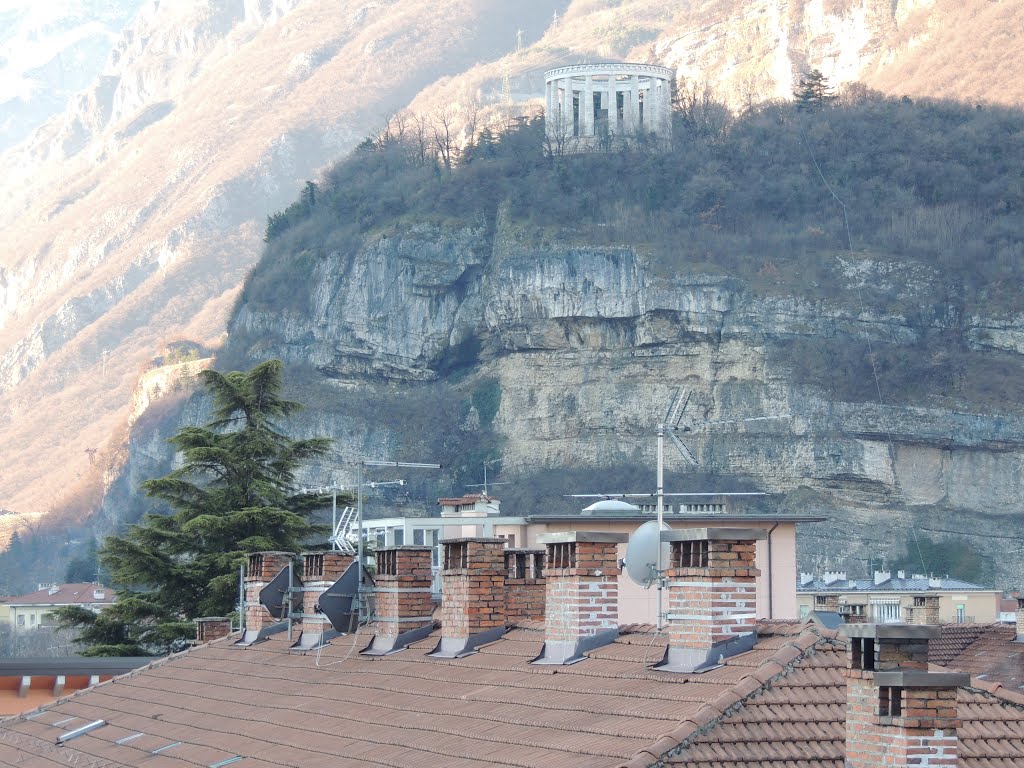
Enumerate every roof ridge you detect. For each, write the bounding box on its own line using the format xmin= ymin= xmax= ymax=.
xmin=965 ymin=678 xmax=1024 ymax=708
xmin=619 ymin=628 xmax=837 ymax=768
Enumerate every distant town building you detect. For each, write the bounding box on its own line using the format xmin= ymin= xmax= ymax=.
xmin=3 ymin=583 xmax=115 ymax=631
xmin=543 ymin=63 xmax=673 ymax=150
xmin=797 ymin=570 xmax=1000 ymax=624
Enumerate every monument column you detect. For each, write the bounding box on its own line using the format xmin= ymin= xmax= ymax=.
xmin=582 ymin=74 xmax=594 ymax=137
xmin=560 ymin=77 xmax=574 ymax=134
xmin=649 ymin=79 xmax=661 ymax=133
xmin=628 ymin=74 xmax=640 ymax=132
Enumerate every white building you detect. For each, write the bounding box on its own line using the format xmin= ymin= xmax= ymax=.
xmin=4 ymin=583 xmax=115 ymax=631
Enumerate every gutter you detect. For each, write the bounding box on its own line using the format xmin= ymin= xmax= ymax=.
xmin=766 ymin=522 xmax=779 ymax=620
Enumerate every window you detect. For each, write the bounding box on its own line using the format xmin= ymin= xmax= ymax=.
xmin=871 ymin=599 xmax=901 ymax=623
xmin=815 ymin=595 xmax=829 ymax=606
xmin=30 ymin=614 xmax=35 ymax=625
xmin=393 ymin=529 xmax=404 ymax=546
xmin=913 ymin=596 xmax=926 ymax=607
xmin=16 ymin=614 xmax=24 ymax=626
xmin=956 ymin=604 xmax=966 ymax=623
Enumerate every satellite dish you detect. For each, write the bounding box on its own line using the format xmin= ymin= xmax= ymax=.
xmin=318 ymin=561 xmax=362 ymax=634
xmin=623 ymin=520 xmax=671 ymax=587
xmin=259 ymin=566 xmax=302 ymax=620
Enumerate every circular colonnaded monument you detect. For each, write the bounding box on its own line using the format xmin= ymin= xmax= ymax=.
xmin=543 ymin=63 xmax=674 ymax=149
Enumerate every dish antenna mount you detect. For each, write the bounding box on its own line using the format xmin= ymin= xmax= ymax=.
xmin=623 ymin=520 xmax=671 ymax=588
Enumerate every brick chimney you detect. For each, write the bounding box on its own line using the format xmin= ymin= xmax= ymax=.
xmin=429 ymin=537 xmax=506 ymax=658
xmin=362 ymin=546 xmax=435 ymax=655
xmin=842 ymin=624 xmax=968 ymax=768
xmin=243 ymin=551 xmax=294 ymax=633
xmin=905 ymin=595 xmax=941 ymax=626
xmin=656 ymin=527 xmax=766 ymax=673
xmin=293 ymin=551 xmax=353 ymax=648
xmin=532 ymin=532 xmax=626 ymax=665
xmin=841 ymin=600 xmax=868 ymax=624
xmin=814 ymin=593 xmax=841 ymax=612
xmin=195 ymin=617 xmax=231 ymax=643
xmin=504 ymin=548 xmax=546 ymax=624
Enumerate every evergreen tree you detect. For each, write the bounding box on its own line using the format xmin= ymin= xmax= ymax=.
xmin=794 ymin=69 xmax=837 ymax=111
xmin=57 ymin=360 xmax=340 ymax=656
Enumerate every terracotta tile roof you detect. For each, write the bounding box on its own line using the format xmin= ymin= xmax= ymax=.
xmin=4 ymin=583 xmax=115 ymax=606
xmin=937 ymin=623 xmax=1024 ymax=691
xmin=1 ymin=621 xmax=1023 ymax=767
xmin=931 ymin=624 xmax=1002 ymax=667
xmin=654 ymin=633 xmax=1024 ymax=768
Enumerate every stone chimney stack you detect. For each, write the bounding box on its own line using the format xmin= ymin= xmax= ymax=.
xmin=294 ymin=551 xmax=353 ymax=648
xmin=843 ymin=624 xmax=968 ymax=768
xmin=532 ymin=532 xmax=626 ymax=665
xmin=430 ymin=538 xmax=506 ymax=658
xmin=362 ymin=546 xmax=435 ymax=655
xmin=657 ymin=527 xmax=766 ymax=673
xmin=504 ymin=548 xmax=546 ymax=624
xmin=905 ymin=595 xmax=941 ymax=626
xmin=195 ymin=617 xmax=231 ymax=643
xmin=1016 ymin=598 xmax=1024 ymax=641
xmin=244 ymin=551 xmax=293 ymax=633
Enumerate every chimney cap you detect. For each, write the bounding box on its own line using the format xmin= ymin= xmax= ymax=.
xmin=439 ymin=536 xmax=507 ymax=545
xmin=537 ymin=531 xmax=628 ymax=544
xmin=194 ymin=616 xmax=230 ymax=622
xmin=660 ymin=527 xmax=768 ymax=542
xmin=376 ymin=544 xmax=433 ymax=553
xmin=872 ymin=670 xmax=970 ymax=688
xmin=841 ymin=623 xmax=940 ymax=640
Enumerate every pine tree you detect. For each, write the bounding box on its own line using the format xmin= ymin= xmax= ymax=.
xmin=57 ymin=360 xmax=341 ymax=656
xmin=794 ymin=69 xmax=837 ymax=111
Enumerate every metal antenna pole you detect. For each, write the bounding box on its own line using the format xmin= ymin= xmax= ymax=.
xmin=355 ymin=459 xmax=441 ymax=623
xmin=356 ymin=462 xmax=364 ymax=615
xmin=331 ymin=489 xmax=338 ymax=552
xmin=656 ymin=421 xmax=665 ymax=632
xmin=238 ymin=562 xmax=245 ymax=633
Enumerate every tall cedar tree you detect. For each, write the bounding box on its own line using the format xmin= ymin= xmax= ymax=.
xmin=57 ymin=360 xmax=337 ymax=656
xmin=794 ymin=69 xmax=837 ymax=111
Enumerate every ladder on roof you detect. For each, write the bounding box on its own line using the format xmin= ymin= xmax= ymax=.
xmin=330 ymin=506 xmax=357 ymax=554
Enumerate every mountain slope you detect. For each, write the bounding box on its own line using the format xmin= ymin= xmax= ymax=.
xmin=0 ymin=0 xmax=561 ymax=523
xmin=3 ymin=0 xmax=1024 ymax=534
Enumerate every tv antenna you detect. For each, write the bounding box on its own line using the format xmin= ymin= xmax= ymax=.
xmin=301 ymin=485 xmax=355 ymax=554
xmin=354 ymin=459 xmax=441 ymax=621
xmin=464 ymin=459 xmax=508 ymax=497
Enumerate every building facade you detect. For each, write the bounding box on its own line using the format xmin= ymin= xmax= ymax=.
xmin=4 ymin=583 xmax=115 ymax=631
xmin=796 ymin=571 xmax=1000 ymax=624
xmin=362 ymin=496 xmax=820 ymax=623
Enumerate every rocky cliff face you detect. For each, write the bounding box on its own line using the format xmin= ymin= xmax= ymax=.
xmin=4 ymin=0 xmax=1024 ymax=565
xmin=220 ymin=213 xmax=1024 ymax=589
